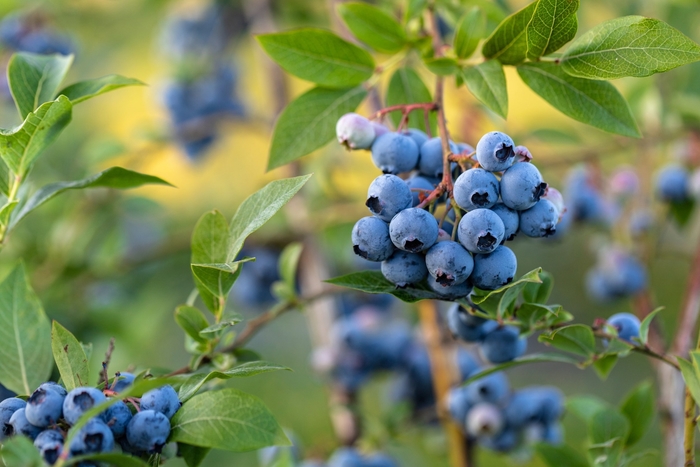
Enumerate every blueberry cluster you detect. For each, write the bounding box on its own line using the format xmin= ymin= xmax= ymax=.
xmin=655 ymin=163 xmax=700 ymax=204
xmin=0 ymin=374 xmax=181 ymax=464
xmin=319 ymin=447 xmax=397 ymax=467
xmin=340 ymin=114 xmax=563 ymax=296
xmin=0 ymin=11 xmax=73 ymax=55
xmin=586 ymin=245 xmax=647 ymax=302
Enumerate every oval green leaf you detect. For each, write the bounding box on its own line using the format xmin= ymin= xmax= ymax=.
xmin=337 ymin=2 xmax=406 ymax=53
xmin=454 ymin=7 xmax=486 ymax=59
xmin=482 ymin=1 xmax=538 ymax=65
xmin=462 ymin=60 xmax=508 ymax=118
xmin=51 ymin=321 xmax=90 ymax=391
xmin=526 ymin=0 xmax=579 ymax=60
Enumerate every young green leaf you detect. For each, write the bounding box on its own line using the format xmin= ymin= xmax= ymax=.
xmin=325 ymin=270 xmax=441 ymax=303
xmin=198 ymin=316 xmax=242 ymax=338
xmin=536 ymin=443 xmax=591 ymax=467
xmin=0 ymin=436 xmax=44 ymax=467
xmin=560 ymin=16 xmax=700 ymax=80
xmin=0 ymin=263 xmax=52 ymax=395
xmin=268 ymin=86 xmax=366 ymax=170
xmin=454 ymin=7 xmax=486 ymax=59
xmin=592 ymin=354 xmax=617 ymax=380
xmin=679 ymin=357 xmax=700 ymax=406
xmin=227 ymin=175 xmax=312 ymax=262
xmin=526 ymin=0 xmax=579 ymax=60
xmin=170 ymin=388 xmax=289 ymax=451
xmin=405 ymin=0 xmax=428 ymax=21
xmin=10 ymin=167 xmax=171 ymax=229
xmin=462 ymin=60 xmax=508 ymax=118
xmin=0 ymin=96 xmax=73 ymax=177
xmin=337 ymin=3 xmax=406 ymax=53
xmin=175 ymin=305 xmax=211 ymax=344
xmin=51 ymin=321 xmax=89 ymax=391
xmin=386 ymin=67 xmax=436 ymax=133
xmin=278 ymin=242 xmax=303 ymax=291
xmin=523 ymin=270 xmax=554 ymax=304
xmin=460 ymin=353 xmax=580 ymax=386
xmin=517 ymin=62 xmax=640 ymax=137
xmin=178 ymin=444 xmax=211 ymax=467
xmin=620 ymin=381 xmax=654 ymax=446
xmin=588 ymin=410 xmax=629 ymax=467
xmin=482 ymin=1 xmax=538 ymax=64
xmin=638 ymin=307 xmax=663 ymax=345
xmin=470 ymin=268 xmax=542 ymax=318
xmin=423 ymin=57 xmax=459 ymax=76
xmin=538 ymin=324 xmax=596 ymax=357
xmin=7 ymin=52 xmax=73 ymax=119
xmin=257 ymin=29 xmax=374 ymax=88
xmin=58 ymin=75 xmax=144 ymax=104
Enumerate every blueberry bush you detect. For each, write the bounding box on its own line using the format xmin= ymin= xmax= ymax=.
xmin=2 ymin=0 xmax=700 ymax=466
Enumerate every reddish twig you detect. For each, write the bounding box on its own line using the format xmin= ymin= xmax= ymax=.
xmin=371 ymin=102 xmax=438 ymax=120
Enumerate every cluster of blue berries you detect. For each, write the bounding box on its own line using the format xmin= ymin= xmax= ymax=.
xmin=586 ymin=245 xmax=647 ymax=302
xmin=655 ymin=164 xmax=696 ymax=204
xmin=339 ymin=113 xmax=564 ymax=296
xmin=0 ymin=373 xmax=181 ymax=464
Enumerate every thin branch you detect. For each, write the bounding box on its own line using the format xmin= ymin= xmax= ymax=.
xmin=370 ymin=102 xmax=438 ymax=120
xmin=685 ymin=388 xmax=697 ymax=467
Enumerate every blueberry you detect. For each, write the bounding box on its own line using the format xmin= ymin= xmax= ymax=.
xmin=336 ymin=113 xmax=376 ymax=150
xmin=608 ymin=312 xmax=641 ymax=342
xmin=371 ymin=122 xmax=390 ymax=138
xmin=457 ymin=209 xmax=505 ymax=254
xmin=371 ymin=132 xmax=419 ymax=174
xmin=470 ymin=246 xmax=517 ymax=290
xmin=63 ymin=387 xmax=107 ymax=425
xmin=427 ymin=275 xmax=472 ymax=300
xmin=499 ymin=162 xmax=547 ymax=211
xmin=140 ymin=385 xmax=180 ymax=419
xmin=505 ymin=387 xmax=563 ymax=428
xmin=405 ymin=175 xmax=436 ymax=207
xmin=328 ymin=447 xmax=364 ymax=467
xmin=8 ymin=408 xmax=43 ymax=440
xmin=38 ymin=383 xmax=67 ymax=398
xmin=480 ymin=326 xmax=526 ymax=363
xmin=366 ymin=174 xmax=412 ymax=222
xmin=69 ymin=418 xmax=115 ymax=456
xmin=586 ymin=247 xmax=647 ymax=301
xmin=446 ymin=304 xmax=498 ymax=342
xmin=481 ymin=427 xmax=519 ymax=452
xmin=455 ymin=142 xmax=475 ymax=156
xmin=519 ymin=199 xmax=559 ymax=238
xmin=111 ymin=372 xmax=135 ymax=393
xmin=542 ymin=422 xmax=563 ymax=444
xmin=475 ymin=131 xmax=516 ymax=172
xmin=401 ymin=128 xmax=429 ymax=149
xmin=0 ymin=398 xmax=26 ymax=440
xmin=126 ymin=410 xmax=171 ymax=453
xmin=453 ymin=168 xmax=500 ymax=211
xmin=425 ymin=241 xmax=473 ymax=286
xmin=25 ymin=385 xmax=65 ymax=427
xmin=656 ymin=164 xmax=690 ymax=203
xmin=418 ymin=137 xmax=457 ymax=178
xmin=101 ymin=400 xmax=133 ymax=438
xmin=466 ymin=403 xmax=505 ymax=438
xmin=447 ymin=386 xmax=471 ymax=427
xmin=381 ymin=251 xmax=428 ymax=287
xmin=352 ymin=217 xmax=395 ymax=262
xmin=389 ymin=208 xmax=439 ymax=253
xmin=490 ymin=203 xmax=519 ymax=241
xmin=542 ymin=187 xmax=565 ymax=218
xmin=464 ymin=371 xmax=509 ymax=406
xmin=34 ymin=429 xmax=64 ymax=465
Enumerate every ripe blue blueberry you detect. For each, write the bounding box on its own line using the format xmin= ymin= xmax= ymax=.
xmin=457 ymin=209 xmax=505 ymax=254
xmin=8 ymin=408 xmax=42 ymax=440
xmin=453 ymin=168 xmax=500 ymax=211
xmin=470 ymin=246 xmax=517 ymax=290
xmin=541 ymin=422 xmax=563 ymax=444
xmin=63 ymin=387 xmax=107 ymax=425
xmin=38 ymin=383 xmax=67 ymax=398
xmin=447 ymin=386 xmax=471 ymax=428
xmin=366 ymin=175 xmax=412 ymax=222
xmin=389 ymin=208 xmax=439 ymax=253
xmin=476 ymin=131 xmax=516 ymax=172
xmin=425 ymin=241 xmax=473 ymax=286
xmin=455 ymin=142 xmax=475 ymax=156
xmin=656 ymin=164 xmax=690 ymax=203
xmin=427 ymin=275 xmax=472 ymax=300
xmin=111 ymin=372 xmax=135 ymax=393
xmin=607 ymin=312 xmax=641 ymax=342
xmin=405 ymin=175 xmax=436 ymax=207
xmin=336 ymin=113 xmax=376 ymax=149
xmin=0 ymin=398 xmax=26 ymax=440
xmin=381 ymin=251 xmax=428 ymax=287
xmin=371 ymin=132 xmax=419 ymax=174
xmin=328 ymin=447 xmax=364 ymax=467
xmin=565 ymin=167 xmax=608 ymax=222
xmin=418 ymin=137 xmax=457 ymax=178
xmin=352 ymin=217 xmax=395 ymax=262
xmin=505 ymin=387 xmax=564 ymax=428
xmin=480 ymin=326 xmax=527 ymax=363
xmin=69 ymin=418 xmax=115 ymax=456
xmin=586 ymin=247 xmax=647 ymax=301
xmin=464 ymin=371 xmax=509 ymax=406
xmin=25 ymin=385 xmax=65 ymax=427
xmin=481 ymin=427 xmax=519 ymax=453
xmin=126 ymin=410 xmax=171 ymax=453
xmin=101 ymin=400 xmax=133 ymax=438
xmin=34 ymin=429 xmax=64 ymax=465
xmin=401 ymin=128 xmax=429 ymax=149
xmin=500 ymin=162 xmax=547 ymax=211
xmin=446 ymin=304 xmax=498 ymax=342
xmin=519 ymin=199 xmax=558 ymax=238
xmin=490 ymin=203 xmax=519 ymax=241
xmin=466 ymin=403 xmax=505 ymax=438
xmin=140 ymin=385 xmax=181 ymax=419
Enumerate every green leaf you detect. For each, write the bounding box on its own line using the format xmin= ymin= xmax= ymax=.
xmin=178 ymin=444 xmax=211 ymax=467
xmin=482 ymin=1 xmax=538 ymax=64
xmin=278 ymin=242 xmax=303 ymax=291
xmin=589 ymin=410 xmax=629 ymax=467
xmin=178 ymin=361 xmax=291 ymax=402
xmin=539 ymin=324 xmax=596 ymax=357
xmin=592 ymin=354 xmax=618 ymax=380
xmin=0 ymin=263 xmax=52 ymax=395
xmin=64 ymin=453 xmax=149 ymax=467
xmin=0 ymin=96 xmax=73 ymax=177
xmin=0 ymin=436 xmax=44 ymax=467
xmin=227 ymin=175 xmax=312 ymax=262
xmin=337 ymin=3 xmax=406 ymax=53
xmin=257 ymin=29 xmax=374 ymax=88
xmin=424 ymin=57 xmax=459 ymax=76
xmin=325 ymin=270 xmax=441 ymax=303
xmin=454 ymin=7 xmax=486 ymax=59
xmin=10 ymin=167 xmax=171 ymax=229
xmin=567 ymin=395 xmax=612 ymax=425
xmin=462 ymin=60 xmax=508 ymax=118
xmin=461 ymin=353 xmax=580 ymax=386
xmin=170 ymin=387 xmax=288 ymax=451
xmin=405 ymin=0 xmax=428 ymax=21
xmin=669 ymin=198 xmax=695 ymax=227
xmin=471 ymin=268 xmax=542 ymax=318
xmin=536 ymin=443 xmax=591 ymax=467
xmin=679 ymin=357 xmax=700 ymax=406
xmin=175 ymin=305 xmax=210 ymax=344
xmin=386 ymin=67 xmax=436 ymax=134
xmin=58 ymin=75 xmax=144 ymax=104
xmin=638 ymin=307 xmax=663 ymax=345
xmin=268 ymin=86 xmax=366 ymax=170
xmin=523 ymin=270 xmax=554 ymax=304
xmin=198 ymin=316 xmax=242 ymax=338
xmin=7 ymin=52 xmax=73 ymax=118
xmin=0 ymin=201 xmax=18 ymax=229
xmin=560 ymin=16 xmax=700 ymax=80
xmin=51 ymin=321 xmax=89 ymax=391
xmin=516 ymin=62 xmax=640 ymax=137
xmin=620 ymin=381 xmax=654 ymax=446
xmin=526 ymin=0 xmax=579 ymax=60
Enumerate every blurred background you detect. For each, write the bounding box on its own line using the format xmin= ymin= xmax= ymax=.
xmin=2 ymin=0 xmax=700 ymax=466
